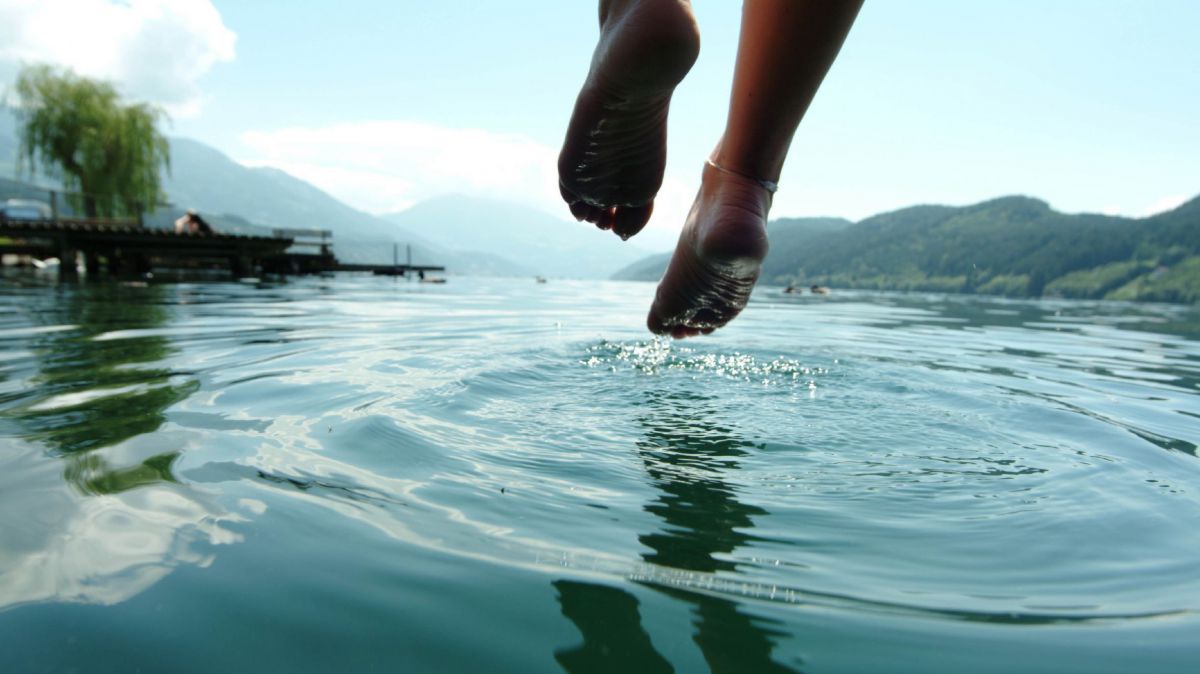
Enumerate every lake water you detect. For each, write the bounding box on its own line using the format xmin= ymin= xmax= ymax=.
xmin=1 ymin=274 xmax=1198 ymax=673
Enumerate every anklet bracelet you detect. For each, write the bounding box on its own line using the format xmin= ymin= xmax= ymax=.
xmin=705 ymin=159 xmax=778 ymax=194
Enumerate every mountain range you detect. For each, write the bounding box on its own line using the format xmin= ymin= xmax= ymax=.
xmin=0 ymin=110 xmax=645 ymax=279
xmin=380 ymin=196 xmax=648 ymax=280
xmin=5 ymin=108 xmax=1196 ymax=301
xmin=613 ymin=195 xmax=1200 ymax=303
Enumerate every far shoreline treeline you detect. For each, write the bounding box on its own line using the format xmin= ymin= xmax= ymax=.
xmin=613 ymin=194 xmax=1200 ymax=304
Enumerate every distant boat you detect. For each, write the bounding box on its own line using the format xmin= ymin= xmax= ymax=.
xmin=536 ymin=276 xmax=547 ymax=284
xmin=810 ymin=285 xmax=829 ymax=295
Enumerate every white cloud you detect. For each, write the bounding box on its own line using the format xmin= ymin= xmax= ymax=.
xmin=240 ymin=121 xmax=560 ymax=216
xmin=0 ymin=440 xmax=246 ymax=610
xmin=238 ymin=119 xmax=692 ymax=250
xmin=0 ymin=0 xmax=235 ymax=117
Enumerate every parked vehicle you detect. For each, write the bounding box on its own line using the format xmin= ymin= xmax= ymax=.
xmin=1 ymin=198 xmax=52 ymax=220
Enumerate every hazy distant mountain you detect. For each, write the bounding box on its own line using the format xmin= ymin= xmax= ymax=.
xmin=162 ymin=138 xmax=466 ymax=267
xmin=165 ymin=139 xmax=413 ymax=242
xmin=381 ymin=195 xmax=652 ymax=279
xmin=612 ymin=196 xmax=1200 ymax=303
xmin=11 ymin=103 xmax=1192 ymax=298
xmin=610 ymin=251 xmax=670 ymax=282
xmin=0 ymin=108 xmax=528 ymax=273
xmin=1 ymin=107 xmax=626 ymax=276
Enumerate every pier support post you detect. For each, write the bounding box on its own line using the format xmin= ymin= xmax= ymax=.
xmin=84 ymin=250 xmax=101 ymax=277
xmin=112 ymin=249 xmax=131 ymax=277
xmin=230 ymin=254 xmax=254 ymax=279
xmin=113 ymin=250 xmax=150 ymax=278
xmin=57 ymin=240 xmax=78 ymax=282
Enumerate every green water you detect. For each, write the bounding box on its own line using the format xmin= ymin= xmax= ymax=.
xmin=1 ymin=275 xmax=1197 ymax=673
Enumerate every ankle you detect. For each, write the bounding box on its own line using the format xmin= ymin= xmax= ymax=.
xmin=701 ymin=160 xmax=775 ymax=218
xmin=691 ymin=162 xmax=771 ymax=262
xmin=705 ymin=158 xmax=778 ymax=194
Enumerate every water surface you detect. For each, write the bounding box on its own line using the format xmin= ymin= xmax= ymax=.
xmin=1 ymin=275 xmax=1198 ymax=673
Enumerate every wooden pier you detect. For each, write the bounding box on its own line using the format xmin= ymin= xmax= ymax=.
xmin=257 ymin=232 xmax=444 ymax=277
xmin=0 ymin=216 xmax=443 ymax=280
xmin=335 ymin=243 xmax=444 ymax=277
xmin=335 ymin=262 xmax=446 ymax=275
xmin=0 ymin=216 xmax=293 ymax=280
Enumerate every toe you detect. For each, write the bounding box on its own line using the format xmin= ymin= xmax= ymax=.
xmin=597 ymin=207 xmax=617 ymax=231
xmin=559 ymin=180 xmax=579 ymax=205
xmin=612 ymin=203 xmax=653 ymax=241
xmin=561 ymin=182 xmax=587 ymax=221
xmin=670 ymin=325 xmax=700 ymax=339
xmin=568 ymin=201 xmax=590 ymax=222
xmin=587 ymin=206 xmax=613 ymax=230
xmin=646 ymin=307 xmax=667 ymax=335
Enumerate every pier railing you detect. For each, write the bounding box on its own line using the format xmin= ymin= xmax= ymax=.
xmin=1 ymin=178 xmax=444 ymax=280
xmin=272 ymin=228 xmax=333 ymax=256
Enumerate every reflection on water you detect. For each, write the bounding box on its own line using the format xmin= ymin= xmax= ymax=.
xmin=0 ymin=445 xmax=242 ymax=609
xmin=554 ymin=580 xmax=674 ymax=674
xmin=635 ymin=390 xmax=768 ymax=574
xmin=638 ymin=390 xmax=798 ymax=673
xmin=556 ymin=390 xmax=800 ymax=673
xmin=0 ymin=284 xmax=238 ymax=611
xmin=17 ymin=284 xmax=195 ymax=476
xmin=0 ymin=278 xmax=1197 ymax=673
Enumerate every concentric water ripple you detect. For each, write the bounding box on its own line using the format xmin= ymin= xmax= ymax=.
xmin=1 ymin=276 xmax=1198 ymax=673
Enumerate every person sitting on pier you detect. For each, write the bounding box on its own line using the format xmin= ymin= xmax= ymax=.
xmin=174 ymin=209 xmax=214 ymax=235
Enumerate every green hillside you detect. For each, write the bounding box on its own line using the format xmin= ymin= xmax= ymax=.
xmin=611 ymin=216 xmax=851 ymax=282
xmin=612 ymin=195 xmax=1200 ymax=304
xmin=611 ymin=251 xmax=671 ymax=282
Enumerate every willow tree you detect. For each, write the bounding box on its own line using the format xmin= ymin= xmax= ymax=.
xmin=11 ymin=65 xmax=170 ymax=218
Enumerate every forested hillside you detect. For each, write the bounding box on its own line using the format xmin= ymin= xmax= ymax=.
xmin=614 ymin=195 xmax=1200 ymax=304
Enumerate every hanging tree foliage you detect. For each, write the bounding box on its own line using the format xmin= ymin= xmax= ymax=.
xmin=11 ymin=64 xmax=170 ymax=218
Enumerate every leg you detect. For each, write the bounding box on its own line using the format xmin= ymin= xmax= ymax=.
xmin=648 ymin=0 xmax=862 ymax=337
xmin=558 ymin=0 xmax=700 ymax=240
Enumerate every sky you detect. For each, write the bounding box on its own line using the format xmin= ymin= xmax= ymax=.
xmin=1 ymin=0 xmax=1197 ymax=252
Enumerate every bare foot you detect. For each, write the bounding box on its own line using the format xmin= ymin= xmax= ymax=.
xmin=558 ymin=0 xmax=699 ymax=240
xmin=647 ymin=160 xmax=772 ymax=338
